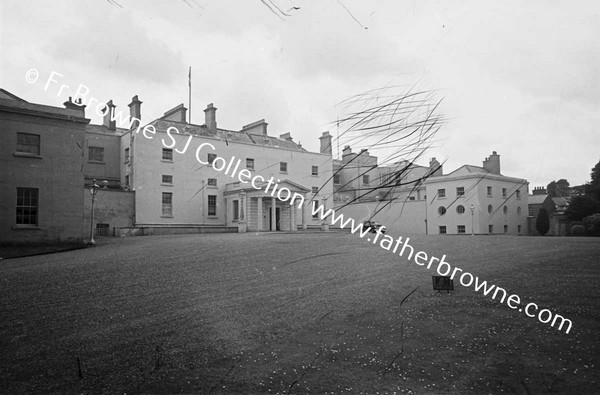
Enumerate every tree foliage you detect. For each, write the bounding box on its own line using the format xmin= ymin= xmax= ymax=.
xmin=547 ymin=179 xmax=570 ymax=197
xmin=585 ymin=160 xmax=600 ymax=202
xmin=536 ymin=208 xmax=550 ymax=236
xmin=565 ymin=195 xmax=600 ymax=221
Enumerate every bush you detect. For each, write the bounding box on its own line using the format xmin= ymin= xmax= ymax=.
xmin=536 ymin=208 xmax=550 ymax=236
xmin=571 ymin=225 xmax=586 ymax=236
xmin=583 ymin=213 xmax=600 ymax=236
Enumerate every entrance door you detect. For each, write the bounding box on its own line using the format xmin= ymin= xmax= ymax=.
xmin=269 ymin=207 xmax=281 ymax=231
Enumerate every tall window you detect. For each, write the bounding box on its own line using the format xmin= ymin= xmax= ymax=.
xmin=233 ymin=200 xmax=239 ymax=220
xmin=502 ymin=188 xmax=507 ymax=198
xmin=312 ymin=200 xmax=320 ymax=218
xmin=363 ymin=175 xmax=370 ymax=185
xmin=487 ymin=186 xmax=493 ymax=196
xmin=311 ymin=165 xmax=319 ymax=176
xmin=528 ymin=207 xmax=534 ymax=217
xmin=457 ymin=225 xmax=466 ymax=234
xmin=162 ymin=148 xmax=173 ymax=161
xmin=162 ymin=192 xmax=173 ymax=216
xmin=246 ymin=158 xmax=255 ymax=170
xmin=125 ymin=175 xmax=130 ymax=187
xmin=16 ymin=187 xmax=39 ymax=225
xmin=124 ymin=148 xmax=130 ymax=162
xmin=456 ymin=187 xmax=465 ymax=196
xmin=16 ymin=133 xmax=40 ymax=155
xmin=162 ymin=175 xmax=173 ymax=184
xmin=333 ymin=174 xmax=341 ymax=184
xmin=208 ymin=153 xmax=217 ymax=164
xmin=208 ymin=178 xmax=217 ymax=186
xmin=280 ymin=162 xmax=287 ymax=173
xmin=488 ymin=224 xmax=493 ymax=233
xmin=438 ymin=189 xmax=446 ymax=198
xmin=208 ymin=195 xmax=217 ymax=216
xmin=88 ymin=146 xmax=104 ymax=162
xmin=516 ymin=189 xmax=521 ymax=199
xmin=504 ymin=225 xmax=508 ymax=233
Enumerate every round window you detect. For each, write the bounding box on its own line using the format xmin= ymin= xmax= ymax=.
xmin=456 ymin=205 xmax=465 ymax=214
xmin=438 ymin=206 xmax=447 ymax=215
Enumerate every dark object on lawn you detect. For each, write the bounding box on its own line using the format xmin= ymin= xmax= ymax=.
xmin=432 ymin=276 xmax=453 ymax=293
xmin=571 ymin=224 xmax=586 ymax=236
xmin=363 ymin=220 xmax=385 ymax=233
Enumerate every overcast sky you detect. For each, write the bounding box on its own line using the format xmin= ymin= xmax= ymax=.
xmin=1 ymin=0 xmax=598 ymax=187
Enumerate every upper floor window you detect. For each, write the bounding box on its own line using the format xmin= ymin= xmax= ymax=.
xmin=456 ymin=205 xmax=465 ymax=214
xmin=438 ymin=189 xmax=446 ymax=198
xmin=311 ymin=166 xmax=319 ymax=176
xmin=162 ymin=175 xmax=173 ymax=184
xmin=208 ymin=178 xmax=217 ymax=187
xmin=88 ymin=146 xmax=104 ymax=162
xmin=280 ymin=162 xmax=287 ymax=173
xmin=516 ymin=189 xmax=521 ymax=199
xmin=16 ymin=187 xmax=39 ymax=226
xmin=456 ymin=187 xmax=465 ymax=196
xmin=363 ymin=175 xmax=370 ymax=185
xmin=208 ymin=153 xmax=217 ymax=164
xmin=333 ymin=174 xmax=341 ymax=184
xmin=162 ymin=148 xmax=173 ymax=161
xmin=312 ymin=187 xmax=319 ymax=194
xmin=246 ymin=158 xmax=255 ymax=170
xmin=124 ymin=148 xmax=130 ymax=163
xmin=487 ymin=186 xmax=493 ymax=196
xmin=16 ymin=133 xmax=40 ymax=155
xmin=438 ymin=206 xmax=447 ymax=215
xmin=502 ymin=188 xmax=507 ymax=198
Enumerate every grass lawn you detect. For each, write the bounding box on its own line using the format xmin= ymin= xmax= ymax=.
xmin=1 ymin=233 xmax=599 ymax=394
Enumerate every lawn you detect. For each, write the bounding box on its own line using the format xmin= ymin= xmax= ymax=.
xmin=1 ymin=233 xmax=599 ymax=394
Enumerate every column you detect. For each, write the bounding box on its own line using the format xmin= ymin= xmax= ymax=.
xmin=271 ymin=197 xmax=277 ymax=231
xmin=290 ymin=203 xmax=296 ymax=231
xmin=302 ymin=198 xmax=307 ymax=229
xmin=257 ymin=197 xmax=263 ymax=231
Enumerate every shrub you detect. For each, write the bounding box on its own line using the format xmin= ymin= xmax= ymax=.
xmin=583 ymin=213 xmax=600 ymax=236
xmin=571 ymin=225 xmax=586 ymax=236
xmin=536 ymin=208 xmax=550 ymax=236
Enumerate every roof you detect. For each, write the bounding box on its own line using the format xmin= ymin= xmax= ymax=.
xmin=528 ymin=194 xmax=551 ymax=205
xmin=148 ymin=119 xmax=307 ymax=152
xmin=552 ymin=197 xmax=569 ymax=207
xmin=86 ymin=124 xmax=129 ymax=136
xmin=0 ymin=88 xmax=27 ymax=102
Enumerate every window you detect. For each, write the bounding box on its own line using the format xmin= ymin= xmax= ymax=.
xmin=517 ymin=206 xmax=522 ymax=215
xmin=458 ymin=225 xmax=466 ymax=234
xmin=124 ymin=148 xmax=130 ymax=163
xmin=208 ymin=195 xmax=217 ymax=216
xmin=246 ymin=158 xmax=254 ymax=170
xmin=518 ymin=225 xmax=522 ymax=233
xmin=528 ymin=207 xmax=534 ymax=217
xmin=503 ymin=206 xmax=508 ymax=215
xmin=487 ymin=186 xmax=492 ymax=196
xmin=162 ymin=192 xmax=173 ymax=216
xmin=409 ymin=196 xmax=415 ymax=201
xmin=502 ymin=188 xmax=507 ymax=198
xmin=489 ymin=224 xmax=493 ymax=233
xmin=16 ymin=133 xmax=40 ymax=155
xmin=124 ymin=175 xmax=130 ymax=187
xmin=456 ymin=205 xmax=465 ymax=214
xmin=95 ymin=223 xmax=110 ymax=237
xmin=312 ymin=200 xmax=320 ymax=218
xmin=312 ymin=166 xmax=319 ymax=176
xmin=280 ymin=162 xmax=287 ymax=173
xmin=439 ymin=226 xmax=447 ymax=234
xmin=363 ymin=175 xmax=370 ymax=185
xmin=312 ymin=187 xmax=319 ymax=194
xmin=456 ymin=187 xmax=465 ymax=196
xmin=488 ymin=204 xmax=493 ymax=213
xmin=438 ymin=206 xmax=447 ymax=215
xmin=88 ymin=146 xmax=104 ymax=162
xmin=162 ymin=148 xmax=173 ymax=161
xmin=438 ymin=189 xmax=446 ymax=198
xmin=516 ymin=189 xmax=521 ymax=199
xmin=208 ymin=178 xmax=217 ymax=187
xmin=208 ymin=153 xmax=217 ymax=164
xmin=16 ymin=187 xmax=39 ymax=225
xmin=162 ymin=175 xmax=173 ymax=184
xmin=333 ymin=174 xmax=341 ymax=184
xmin=504 ymin=225 xmax=508 ymax=233
xmin=233 ymin=200 xmax=239 ymax=221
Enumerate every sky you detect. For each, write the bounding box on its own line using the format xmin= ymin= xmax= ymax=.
xmin=1 ymin=0 xmax=598 ymax=188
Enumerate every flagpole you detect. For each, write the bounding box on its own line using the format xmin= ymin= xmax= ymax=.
xmin=188 ymin=66 xmax=192 ymax=123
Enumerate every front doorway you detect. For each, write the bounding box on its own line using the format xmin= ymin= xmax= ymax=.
xmin=269 ymin=207 xmax=281 ymax=231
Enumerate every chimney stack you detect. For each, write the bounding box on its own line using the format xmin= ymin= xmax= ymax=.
xmin=204 ymin=103 xmax=217 ymax=132
xmin=319 ymin=131 xmax=332 ymax=155
xmin=483 ymin=151 xmax=501 ymax=175
xmin=128 ymin=95 xmax=142 ymax=131
xmin=103 ymin=100 xmax=116 ymax=130
xmin=342 ymin=145 xmax=352 ymax=156
xmin=162 ymin=104 xmax=187 ymax=123
xmin=429 ymin=157 xmax=443 ymax=177
xmin=279 ymin=132 xmax=293 ymax=141
xmin=63 ymin=96 xmax=86 ymax=116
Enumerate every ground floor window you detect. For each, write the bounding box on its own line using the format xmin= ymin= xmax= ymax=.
xmin=16 ymin=187 xmax=39 ymax=225
xmin=233 ymin=199 xmax=239 ymax=221
xmin=312 ymin=200 xmax=319 ymax=218
xmin=489 ymin=224 xmax=493 ymax=233
xmin=208 ymin=195 xmax=217 ymax=216
xmin=457 ymin=225 xmax=465 ymax=234
xmin=439 ymin=226 xmax=446 ymax=234
xmin=504 ymin=224 xmax=508 ymax=233
xmin=162 ymin=192 xmax=173 ymax=216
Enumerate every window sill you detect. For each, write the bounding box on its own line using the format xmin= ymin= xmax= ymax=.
xmin=12 ymin=225 xmax=41 ymax=230
xmin=207 ymin=185 xmax=218 ymax=189
xmin=160 ymin=215 xmax=173 ymax=218
xmin=88 ymin=160 xmax=105 ymax=164
xmin=13 ymin=152 xmax=42 ymax=159
xmin=161 ymin=159 xmax=174 ymax=163
xmin=161 ymin=183 xmax=174 ymax=186
xmin=279 ymin=171 xmax=288 ymax=174
xmin=207 ymin=216 xmax=219 ymax=219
